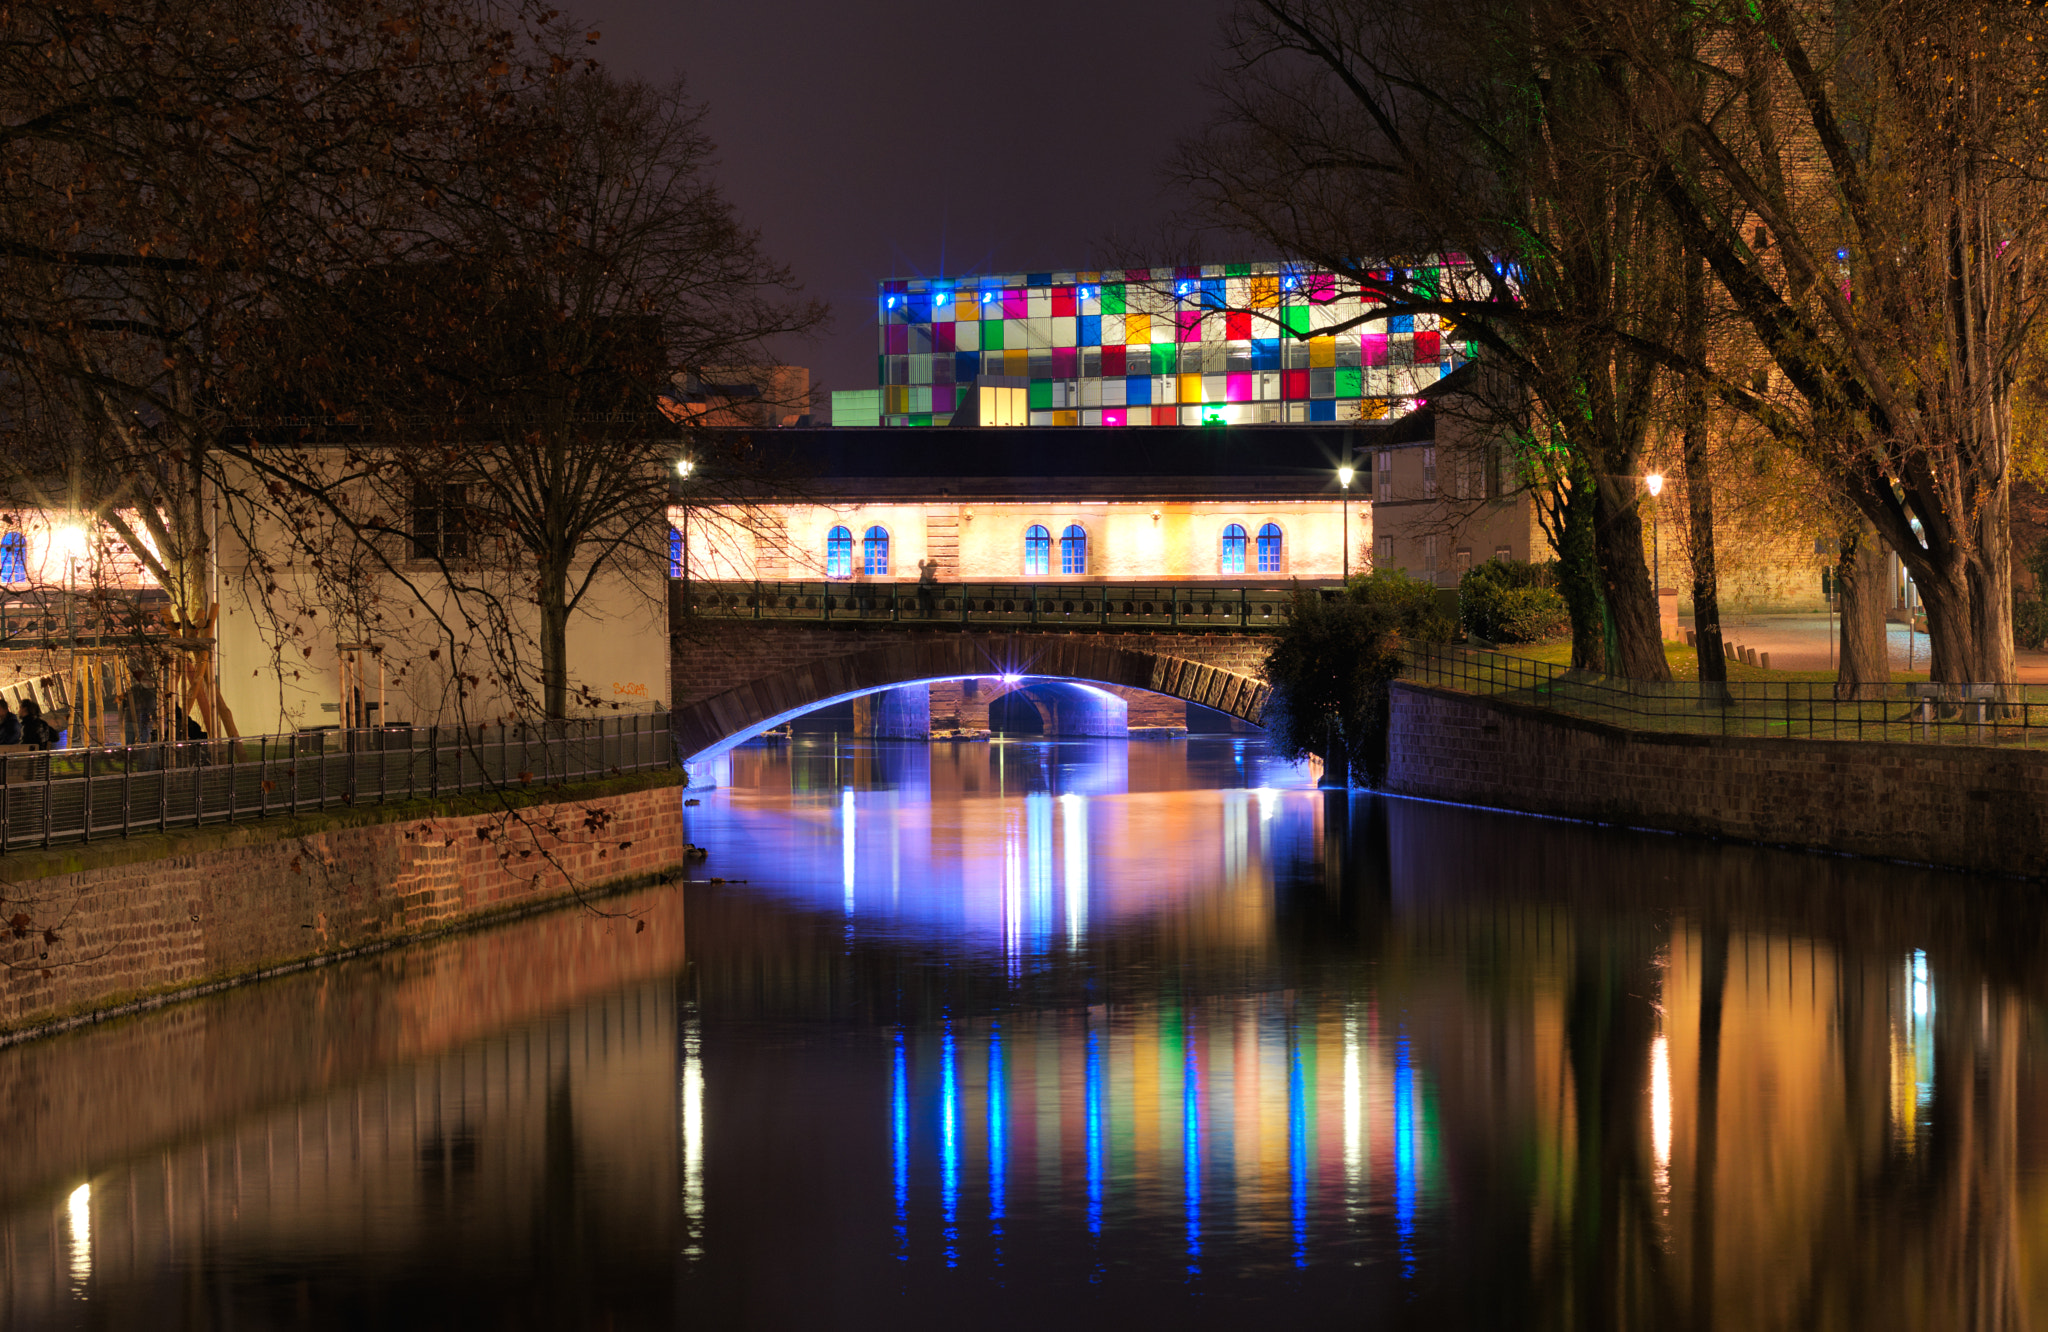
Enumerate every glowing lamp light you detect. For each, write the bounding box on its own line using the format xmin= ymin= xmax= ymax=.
xmin=981 ymin=291 xmax=995 ymax=304
xmin=886 ymin=296 xmax=898 ymax=309
xmin=1001 ymin=673 xmax=1021 ymax=684
xmin=1338 ymin=465 xmax=1355 ymax=488
xmin=1645 ymin=472 xmax=1665 ymax=497
xmin=676 ymin=458 xmax=695 ymax=479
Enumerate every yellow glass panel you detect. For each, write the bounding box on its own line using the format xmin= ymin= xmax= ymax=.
xmin=1250 ymin=274 xmax=1279 ymax=308
xmin=1310 ymin=336 xmax=1337 ymax=368
xmin=1053 ymin=410 xmax=1080 ymax=426
xmin=1125 ymin=313 xmax=1151 ymax=344
xmin=1005 ymin=350 xmax=1029 ymax=376
xmin=1178 ymin=374 xmax=1202 ymax=404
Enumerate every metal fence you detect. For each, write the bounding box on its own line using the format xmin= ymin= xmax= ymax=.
xmin=0 ymin=710 xmax=675 ymax=852
xmin=1405 ymin=645 xmax=2048 ymax=747
xmin=675 ymin=579 xmax=1302 ymax=631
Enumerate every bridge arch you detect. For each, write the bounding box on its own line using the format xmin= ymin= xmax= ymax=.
xmin=672 ymin=632 xmax=1270 ymax=764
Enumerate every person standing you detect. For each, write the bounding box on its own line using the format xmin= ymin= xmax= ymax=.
xmin=18 ymin=697 xmax=53 ymax=750
xmin=0 ymin=699 xmax=20 ymax=746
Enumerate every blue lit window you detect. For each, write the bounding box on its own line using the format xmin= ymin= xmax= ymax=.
xmin=863 ymin=525 xmax=890 ymax=576
xmin=827 ymin=525 xmax=853 ymax=578
xmin=1024 ymin=524 xmax=1051 ymax=576
xmin=1257 ymin=523 xmax=1283 ymax=573
xmin=1060 ymin=524 xmax=1087 ymax=575
xmin=0 ymin=532 xmax=25 ymax=585
xmin=1220 ymin=523 xmax=1248 ymax=575
xmin=668 ymin=527 xmax=683 ymax=577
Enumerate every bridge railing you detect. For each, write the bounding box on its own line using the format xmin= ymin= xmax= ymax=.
xmin=0 ymin=709 xmax=674 ymax=853
xmin=674 ymin=580 xmax=1303 ymax=631
xmin=1403 ymin=643 xmax=2048 ymax=746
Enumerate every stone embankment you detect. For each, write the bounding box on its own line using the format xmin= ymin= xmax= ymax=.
xmin=0 ymin=771 xmax=688 ymax=1035
xmin=1387 ymin=682 xmax=2046 ymax=879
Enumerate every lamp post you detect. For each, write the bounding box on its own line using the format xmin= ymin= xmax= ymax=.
xmin=675 ymin=457 xmax=694 ymax=615
xmin=1337 ymin=461 xmax=1355 ymax=581
xmin=1644 ymin=472 xmax=1664 ymax=637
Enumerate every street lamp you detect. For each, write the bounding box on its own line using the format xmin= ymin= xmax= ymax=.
xmin=675 ymin=457 xmax=694 ymax=612
xmin=1337 ymin=462 xmax=1355 ymax=581
xmin=1644 ymin=472 xmax=1664 ymax=635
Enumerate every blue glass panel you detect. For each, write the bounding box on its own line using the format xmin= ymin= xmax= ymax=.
xmin=1309 ymin=399 xmax=1337 ymax=421
xmin=1060 ymin=525 xmax=1086 ymax=575
xmin=1078 ymin=315 xmax=1101 ymax=347
xmin=1254 ymin=339 xmax=1281 ymax=371
xmin=1389 ymin=314 xmax=1414 ymax=333
xmin=1220 ymin=523 xmax=1247 ymax=575
xmin=955 ymin=351 xmax=980 ymax=381
xmin=1026 ymin=272 xmax=1052 ymax=287
xmin=826 ymin=526 xmax=852 ymax=578
xmin=1024 ymin=524 xmax=1051 ymax=577
xmin=864 ymin=526 xmax=890 ymax=575
xmin=1257 ymin=523 xmax=1282 ymax=573
xmin=0 ymin=532 xmax=25 ymax=584
xmin=1124 ymin=376 xmax=1152 ymax=406
xmin=1200 ymin=277 xmax=1225 ymax=309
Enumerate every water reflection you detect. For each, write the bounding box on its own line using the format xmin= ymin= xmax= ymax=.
xmin=3 ymin=737 xmax=2046 ymax=1328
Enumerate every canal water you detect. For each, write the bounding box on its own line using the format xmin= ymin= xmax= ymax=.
xmin=1 ymin=736 xmax=2042 ymax=1329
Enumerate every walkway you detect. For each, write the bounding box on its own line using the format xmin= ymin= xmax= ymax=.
xmin=1687 ymin=612 xmax=2048 ymax=681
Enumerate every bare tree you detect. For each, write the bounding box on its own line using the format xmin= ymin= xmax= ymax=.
xmin=1176 ymin=0 xmax=1689 ymax=678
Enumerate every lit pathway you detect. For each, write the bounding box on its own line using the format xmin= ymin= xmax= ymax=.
xmin=1684 ymin=612 xmax=2048 ymax=681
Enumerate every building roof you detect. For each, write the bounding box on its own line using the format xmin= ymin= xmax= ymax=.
xmin=728 ymin=416 xmax=1436 ymax=502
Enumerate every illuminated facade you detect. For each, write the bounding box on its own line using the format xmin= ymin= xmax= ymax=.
xmin=846 ymin=261 xmax=1480 ymax=428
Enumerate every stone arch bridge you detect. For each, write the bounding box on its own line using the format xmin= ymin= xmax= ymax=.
xmin=668 ymin=580 xmax=1285 ymax=763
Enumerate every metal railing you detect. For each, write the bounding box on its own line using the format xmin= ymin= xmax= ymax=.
xmin=1405 ymin=645 xmax=2048 ymax=747
xmin=0 ymin=710 xmax=675 ymax=853
xmin=674 ymin=579 xmax=1302 ymax=631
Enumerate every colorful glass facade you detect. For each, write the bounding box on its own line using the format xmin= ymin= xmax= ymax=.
xmin=871 ymin=261 xmax=1478 ymax=427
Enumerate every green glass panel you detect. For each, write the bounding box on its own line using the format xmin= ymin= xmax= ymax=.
xmin=1284 ymin=306 xmax=1312 ymax=337
xmin=1415 ymin=266 xmax=1440 ymax=297
xmin=1028 ymin=380 xmax=1053 ymax=410
xmin=908 ymin=413 xmax=932 ymax=427
xmin=981 ymin=320 xmax=1004 ymax=351
xmin=1224 ymin=263 xmax=1250 ymax=277
xmin=1334 ymin=367 xmax=1363 ymax=397
xmin=1102 ymin=284 xmax=1126 ymax=315
xmin=1154 ymin=342 xmax=1176 ymax=369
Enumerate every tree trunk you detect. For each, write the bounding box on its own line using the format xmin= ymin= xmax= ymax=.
xmin=1969 ymin=478 xmax=2016 ymax=687
xmin=1593 ymin=479 xmax=1673 ymax=681
xmin=1556 ymin=470 xmax=1609 ymax=673
xmin=540 ymin=572 xmax=570 ymax=720
xmin=1834 ymin=518 xmax=1891 ymax=699
xmin=1678 ymin=250 xmax=1728 ymax=693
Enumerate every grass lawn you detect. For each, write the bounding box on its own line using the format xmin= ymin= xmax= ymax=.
xmin=1494 ymin=639 xmax=1931 ymax=685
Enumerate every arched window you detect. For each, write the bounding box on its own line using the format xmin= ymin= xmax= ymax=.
xmin=1060 ymin=524 xmax=1087 ymax=575
xmin=826 ymin=525 xmax=853 ymax=578
xmin=1220 ymin=523 xmax=1248 ymax=575
xmin=863 ymin=525 xmax=890 ymax=576
xmin=1256 ymin=522 xmax=1283 ymax=573
xmin=0 ymin=532 xmax=25 ymax=585
xmin=668 ymin=527 xmax=684 ymax=578
xmin=1024 ymin=524 xmax=1051 ymax=576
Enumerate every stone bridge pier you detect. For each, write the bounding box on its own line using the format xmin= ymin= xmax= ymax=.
xmin=670 ymin=622 xmax=1272 ymax=763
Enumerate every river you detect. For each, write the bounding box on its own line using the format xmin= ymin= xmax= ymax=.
xmin=0 ymin=736 xmax=2041 ymax=1329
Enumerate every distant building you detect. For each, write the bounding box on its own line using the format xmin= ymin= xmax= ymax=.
xmin=831 ymin=261 xmax=1480 ymax=428
xmin=664 ymin=365 xmax=812 ymax=430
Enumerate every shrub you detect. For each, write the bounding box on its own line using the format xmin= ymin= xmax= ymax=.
xmin=1460 ymin=558 xmax=1570 ymax=643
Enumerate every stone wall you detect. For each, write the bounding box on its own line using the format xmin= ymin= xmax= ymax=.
xmin=1386 ymin=683 xmax=2046 ymax=878
xmin=0 ymin=773 xmax=688 ymax=1033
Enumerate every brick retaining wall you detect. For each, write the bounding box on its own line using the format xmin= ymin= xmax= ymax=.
xmin=1386 ymin=682 xmax=2048 ymax=878
xmin=0 ymin=773 xmax=688 ymax=1032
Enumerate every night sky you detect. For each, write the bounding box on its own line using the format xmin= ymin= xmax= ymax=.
xmin=586 ymin=0 xmax=1239 ymax=404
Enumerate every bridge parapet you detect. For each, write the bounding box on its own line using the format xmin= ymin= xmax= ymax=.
xmin=672 ymin=579 xmax=1305 ymax=632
